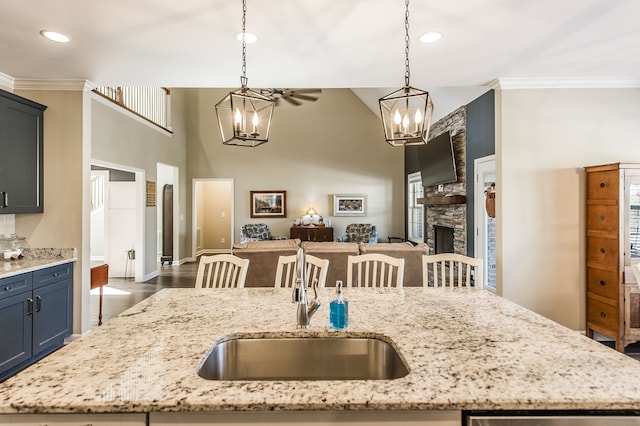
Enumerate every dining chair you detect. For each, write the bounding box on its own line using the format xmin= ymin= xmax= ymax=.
xmin=195 ymin=254 xmax=250 ymax=288
xmin=346 ymin=253 xmax=405 ymax=288
xmin=274 ymin=254 xmax=329 ymax=288
xmin=422 ymin=253 xmax=483 ymax=288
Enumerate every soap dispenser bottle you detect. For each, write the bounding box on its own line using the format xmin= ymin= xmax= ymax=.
xmin=329 ymin=281 xmax=348 ymax=330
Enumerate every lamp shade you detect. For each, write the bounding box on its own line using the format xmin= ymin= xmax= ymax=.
xmin=379 ymin=86 xmax=434 ymax=147
xmin=216 ymin=87 xmax=275 ymax=147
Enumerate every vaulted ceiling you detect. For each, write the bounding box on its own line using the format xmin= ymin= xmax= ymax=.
xmin=1 ymin=0 xmax=638 ymax=119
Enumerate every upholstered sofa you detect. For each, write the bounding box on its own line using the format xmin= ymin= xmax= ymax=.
xmin=358 ymin=242 xmax=428 ymax=286
xmin=231 ymin=239 xmax=300 ymax=287
xmin=232 ymin=239 xmax=427 ymax=288
xmin=301 ymin=241 xmax=359 ymax=287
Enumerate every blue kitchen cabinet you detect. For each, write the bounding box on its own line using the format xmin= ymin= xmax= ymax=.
xmin=0 ymin=89 xmax=47 ymax=213
xmin=0 ymin=263 xmax=73 ymax=382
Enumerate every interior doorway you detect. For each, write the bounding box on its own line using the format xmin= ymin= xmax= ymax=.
xmin=474 ymin=155 xmax=496 ymax=292
xmin=192 ymin=179 xmax=234 ymax=257
xmin=90 ymin=162 xmax=144 ymax=282
xmin=157 ymin=163 xmax=179 ymax=265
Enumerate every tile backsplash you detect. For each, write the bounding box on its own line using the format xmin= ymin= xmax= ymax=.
xmin=0 ymin=214 xmax=16 ymax=237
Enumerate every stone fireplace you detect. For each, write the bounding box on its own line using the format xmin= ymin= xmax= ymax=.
xmin=420 ymin=106 xmax=467 ymax=255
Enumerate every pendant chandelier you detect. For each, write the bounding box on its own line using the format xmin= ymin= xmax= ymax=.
xmin=379 ymin=0 xmax=434 ymax=147
xmin=215 ymin=0 xmax=274 ymax=147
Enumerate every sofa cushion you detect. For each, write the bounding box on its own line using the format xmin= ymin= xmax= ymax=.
xmin=231 ymin=239 xmax=301 ymax=287
xmin=302 ymin=241 xmax=359 ymax=286
xmin=233 ymin=238 xmax=300 ymax=250
xmin=301 ymin=241 xmax=358 ymax=252
xmin=359 ymin=242 xmax=428 ymax=287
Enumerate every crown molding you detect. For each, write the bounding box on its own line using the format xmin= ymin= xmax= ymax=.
xmin=13 ymin=79 xmax=92 ymax=91
xmin=0 ymin=72 xmax=15 ymax=92
xmin=490 ymin=77 xmax=640 ymax=90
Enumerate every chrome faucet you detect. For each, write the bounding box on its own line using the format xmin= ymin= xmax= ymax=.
xmin=292 ymin=247 xmax=320 ymax=328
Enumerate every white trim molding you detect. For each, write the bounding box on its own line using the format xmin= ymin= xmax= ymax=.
xmin=0 ymin=72 xmax=14 ymax=92
xmin=13 ymin=79 xmax=92 ymax=91
xmin=490 ymin=77 xmax=640 ymax=91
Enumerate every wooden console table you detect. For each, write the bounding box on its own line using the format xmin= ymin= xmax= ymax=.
xmin=90 ymin=264 xmax=109 ymax=326
xmin=290 ymin=226 xmax=333 ymax=242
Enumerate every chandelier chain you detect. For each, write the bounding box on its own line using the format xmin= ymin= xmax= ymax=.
xmin=404 ymin=0 xmax=410 ymax=87
xmin=241 ymin=0 xmax=247 ymax=84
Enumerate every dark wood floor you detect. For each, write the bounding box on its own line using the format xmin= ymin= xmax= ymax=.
xmin=89 ymin=261 xmax=640 ymax=361
xmin=89 ymin=261 xmax=197 ymax=328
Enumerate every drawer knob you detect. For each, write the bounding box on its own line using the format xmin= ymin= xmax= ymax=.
xmin=53 ymin=272 xmax=59 ymax=277
xmin=600 ymin=312 xmax=606 ymax=318
xmin=600 ymin=182 xmax=606 ymax=188
xmin=599 ymin=215 xmax=605 ymax=221
xmin=3 ymin=286 xmax=10 ymax=291
xmin=600 ymin=248 xmax=606 ymax=254
xmin=600 ymin=280 xmax=606 ymax=286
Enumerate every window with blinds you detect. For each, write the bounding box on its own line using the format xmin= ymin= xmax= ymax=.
xmin=407 ymin=172 xmax=424 ymax=243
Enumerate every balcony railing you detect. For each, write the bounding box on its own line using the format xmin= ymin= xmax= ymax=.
xmin=93 ymin=86 xmax=172 ymax=132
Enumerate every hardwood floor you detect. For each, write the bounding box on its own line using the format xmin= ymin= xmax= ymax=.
xmin=89 ymin=261 xmax=197 ymax=329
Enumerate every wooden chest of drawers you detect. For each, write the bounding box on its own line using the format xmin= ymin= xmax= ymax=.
xmin=290 ymin=226 xmax=333 ymax=242
xmin=585 ymin=163 xmax=640 ymax=351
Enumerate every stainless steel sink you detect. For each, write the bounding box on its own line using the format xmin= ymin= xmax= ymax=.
xmin=197 ymin=336 xmax=409 ymax=381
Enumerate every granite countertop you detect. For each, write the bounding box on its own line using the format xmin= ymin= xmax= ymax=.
xmin=0 ymin=248 xmax=76 ymax=279
xmin=1 ymin=287 xmax=640 ymax=414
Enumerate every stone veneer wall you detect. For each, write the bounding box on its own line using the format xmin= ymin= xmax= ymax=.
xmin=424 ymin=106 xmax=467 ymax=255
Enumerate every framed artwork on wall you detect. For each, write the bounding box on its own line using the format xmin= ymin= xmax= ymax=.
xmin=250 ymin=190 xmax=287 ymax=218
xmin=333 ymin=194 xmax=366 ymax=216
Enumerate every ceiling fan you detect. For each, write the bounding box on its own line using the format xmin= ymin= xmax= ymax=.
xmin=259 ymin=88 xmax=322 ymax=107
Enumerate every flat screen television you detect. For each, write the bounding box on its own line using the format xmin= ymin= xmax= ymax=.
xmin=417 ymin=131 xmax=457 ymax=187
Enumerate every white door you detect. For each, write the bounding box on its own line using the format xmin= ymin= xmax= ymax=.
xmin=474 ymin=155 xmax=496 ymax=292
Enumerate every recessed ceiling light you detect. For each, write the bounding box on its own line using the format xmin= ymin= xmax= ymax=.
xmin=419 ymin=32 xmax=442 ymax=43
xmin=40 ymin=30 xmax=71 ymax=43
xmin=236 ymin=32 xmax=257 ymax=43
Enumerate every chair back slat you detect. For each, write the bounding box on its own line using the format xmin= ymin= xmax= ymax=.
xmin=347 ymin=254 xmax=404 ymax=288
xmin=195 ymin=254 xmax=249 ymax=288
xmin=422 ymin=254 xmax=483 ymax=288
xmin=274 ymin=254 xmax=329 ymax=288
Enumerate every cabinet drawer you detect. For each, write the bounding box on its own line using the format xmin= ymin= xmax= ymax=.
xmin=587 ymin=169 xmax=619 ymax=200
xmin=0 ymin=413 xmax=146 ymax=425
xmin=33 ymin=263 xmax=72 ymax=288
xmin=0 ymin=273 xmax=32 ymax=300
xmin=587 ymin=267 xmax=619 ymax=300
xmin=586 ymin=203 xmax=619 ymax=234
xmin=587 ymin=296 xmax=618 ymax=332
xmin=587 ymin=236 xmax=619 ymax=269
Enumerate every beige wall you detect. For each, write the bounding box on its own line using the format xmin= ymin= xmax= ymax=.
xmin=14 ymin=88 xmax=88 ymax=334
xmin=184 ymin=88 xmax=405 ymax=252
xmin=498 ymin=88 xmax=640 ymax=330
xmin=91 ymin=90 xmax=188 ymax=274
xmin=197 ymin=180 xmax=232 ymax=251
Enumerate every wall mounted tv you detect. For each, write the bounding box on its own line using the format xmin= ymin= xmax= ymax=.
xmin=417 ymin=131 xmax=457 ymax=187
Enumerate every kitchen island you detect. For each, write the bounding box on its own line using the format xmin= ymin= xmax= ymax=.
xmin=1 ymin=287 xmax=640 ymax=424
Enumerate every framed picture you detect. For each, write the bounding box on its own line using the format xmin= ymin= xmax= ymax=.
xmin=333 ymin=194 xmax=366 ymax=216
xmin=250 ymin=190 xmax=287 ymax=218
